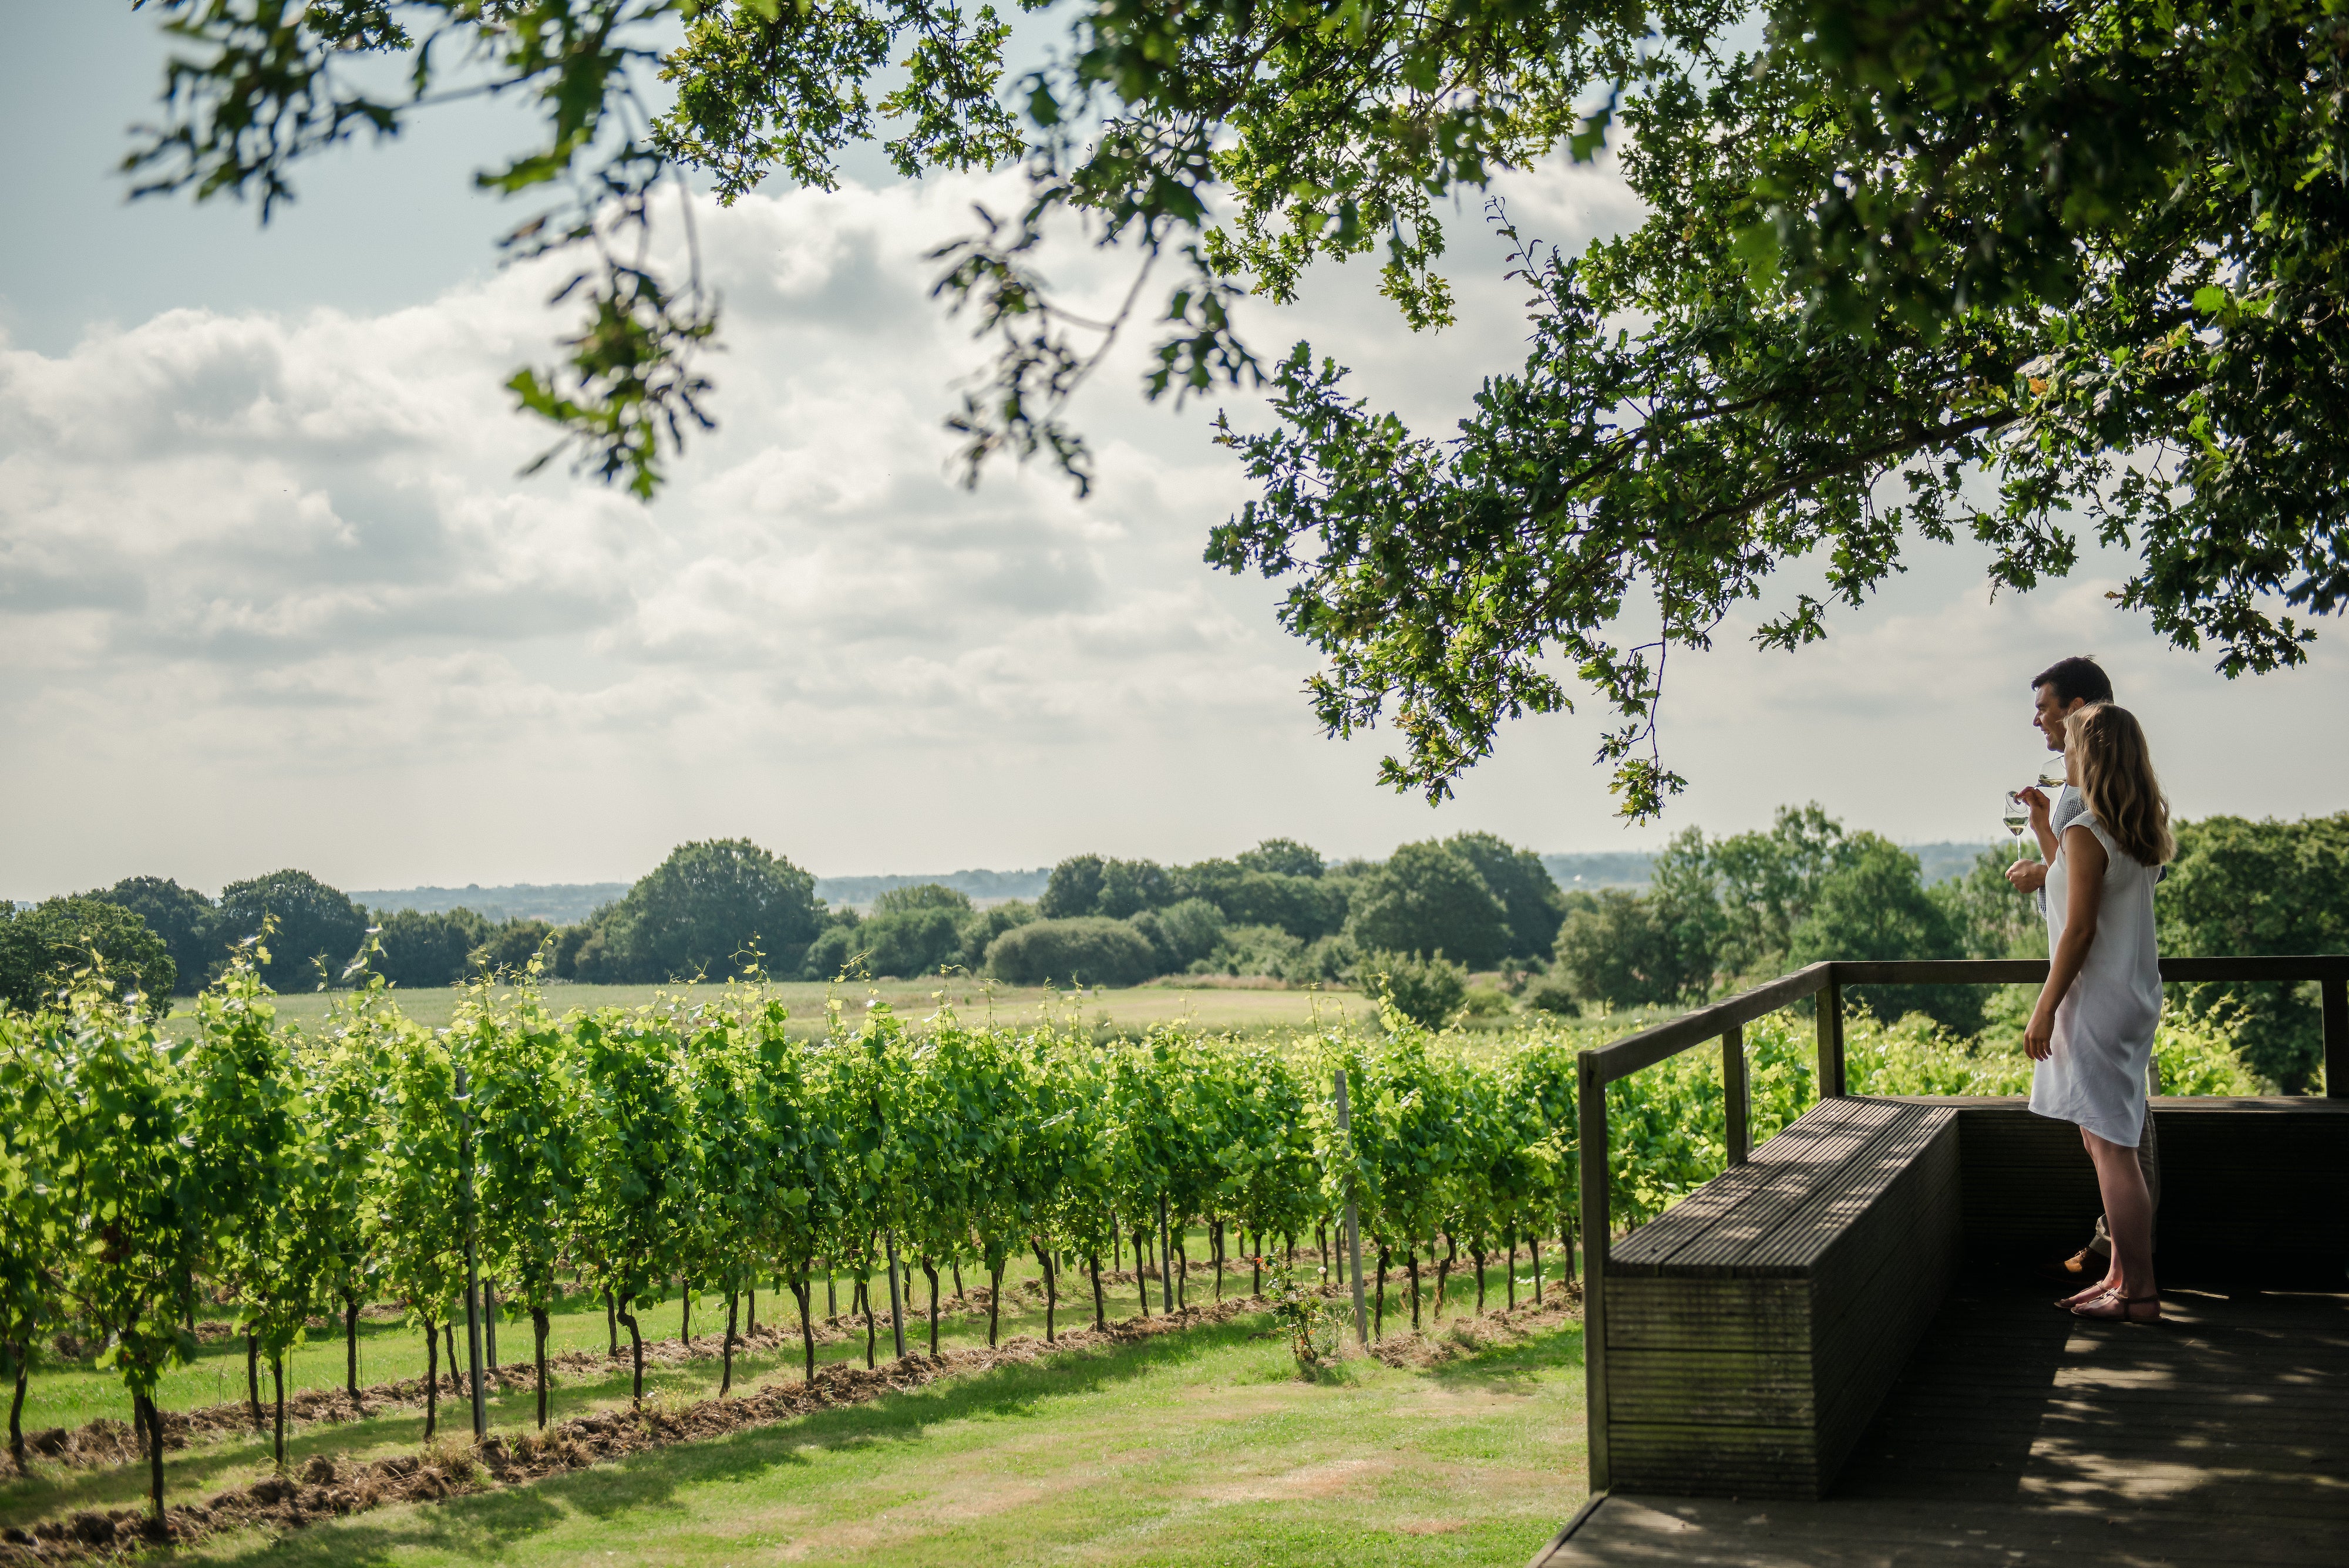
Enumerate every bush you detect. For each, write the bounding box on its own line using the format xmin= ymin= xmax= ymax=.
xmin=84 ymin=876 xmax=217 ymax=994
xmin=1129 ymin=898 xmax=1224 ymax=973
xmin=373 ymin=907 xmax=493 ymax=988
xmin=1552 ymin=888 xmax=1708 ymax=1009
xmin=1523 ymin=973 xmax=1581 ymax=1016
xmin=1195 ymin=922 xmax=1301 ymax=979
xmin=1344 ymin=842 xmax=1513 ymax=970
xmin=872 ymin=883 xmax=973 ymax=917
xmin=217 ymin=870 xmax=368 ymax=991
xmin=0 ymin=898 xmax=175 ymax=1015
xmin=856 ymin=907 xmax=966 ymax=978
xmin=590 ymin=839 xmax=822 ymax=982
xmin=470 ymin=917 xmax=556 ymax=977
xmin=1787 ymin=834 xmax=1979 ymax=1034
xmin=1458 ymin=984 xmax=1512 ymax=1018
xmin=985 ymin=917 xmax=1157 ymax=987
xmin=1280 ymin=934 xmax=1358 ymax=987
xmin=1363 ymin=950 xmax=1468 ymax=1029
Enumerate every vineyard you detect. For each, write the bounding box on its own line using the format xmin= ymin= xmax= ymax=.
xmin=0 ymin=940 xmax=2260 ymax=1544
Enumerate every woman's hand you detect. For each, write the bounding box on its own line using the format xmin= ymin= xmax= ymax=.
xmin=2024 ymin=1004 xmax=2056 ymax=1061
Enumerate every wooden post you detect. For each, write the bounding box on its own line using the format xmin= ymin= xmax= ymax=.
xmin=1577 ymin=1049 xmax=1611 ymax=1494
xmin=1335 ymin=1070 xmax=1369 ymax=1345
xmin=1724 ymin=1023 xmax=1749 ymax=1166
xmin=1818 ymin=973 xmax=1846 ymax=1099
xmin=2324 ymin=977 xmax=2348 ymax=1099
xmin=1157 ymin=1195 xmax=1173 ymax=1313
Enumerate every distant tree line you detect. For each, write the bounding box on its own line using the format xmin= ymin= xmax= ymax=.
xmin=10 ymin=813 xmax=2340 ymax=1089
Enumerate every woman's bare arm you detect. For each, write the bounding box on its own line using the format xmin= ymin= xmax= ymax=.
xmin=2025 ymin=825 xmax=2108 ymax=1061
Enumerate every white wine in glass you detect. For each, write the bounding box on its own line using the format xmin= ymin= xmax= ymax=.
xmin=2037 ymin=761 xmax=2068 ymax=792
xmin=2002 ymin=791 xmax=2030 ymax=837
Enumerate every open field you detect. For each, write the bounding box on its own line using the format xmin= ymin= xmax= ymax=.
xmin=160 ymin=980 xmax=1384 ymax=1042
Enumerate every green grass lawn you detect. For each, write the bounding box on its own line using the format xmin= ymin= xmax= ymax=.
xmin=161 ymin=980 xmax=1381 ymax=1043
xmin=2 ymin=1244 xmax=1584 ymax=1564
xmin=179 ymin=1307 xmax=1587 ymax=1567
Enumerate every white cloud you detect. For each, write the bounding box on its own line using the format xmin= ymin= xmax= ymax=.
xmin=2 ymin=159 xmax=2344 ymax=898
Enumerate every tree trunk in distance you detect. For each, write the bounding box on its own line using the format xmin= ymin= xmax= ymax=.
xmin=423 ymin=1322 xmax=440 ymax=1439
xmin=922 ymin=1261 xmax=941 ymax=1356
xmin=1406 ymin=1247 xmax=1422 ymax=1331
xmin=9 ymin=1344 xmax=27 ymax=1475
xmin=245 ymin=1333 xmax=261 ymax=1431
xmin=138 ymin=1392 xmax=165 ymax=1522
xmin=826 ymin=1267 xmax=836 ymax=1321
xmin=1252 ymin=1239 xmax=1261 ymax=1298
xmin=790 ymin=1273 xmax=815 ymax=1384
xmin=1173 ymin=1232 xmax=1186 ymax=1312
xmin=680 ymin=1282 xmax=691 ymax=1347
xmin=532 ymin=1307 xmax=551 ymax=1429
xmin=344 ymin=1294 xmax=362 ymax=1401
xmin=746 ymin=1283 xmax=756 ymax=1337
xmin=604 ymin=1288 xmax=618 ymax=1357
xmin=1561 ymin=1216 xmax=1577 ymax=1283
xmin=952 ymin=1259 xmax=964 ymax=1301
xmin=721 ymin=1292 xmax=738 ymax=1397
xmin=1134 ymin=1227 xmax=1149 ymax=1317
xmin=1032 ymin=1243 xmax=1056 ymax=1343
xmin=484 ymin=1279 xmax=498 ymax=1371
xmin=1531 ymin=1237 xmax=1542 ymax=1303
xmin=1088 ymin=1253 xmax=1105 ymax=1329
xmin=617 ymin=1300 xmax=645 ymax=1404
xmin=862 ymin=1280 xmax=876 ymax=1370
xmin=1505 ymin=1228 xmax=1516 ymax=1310
xmin=444 ymin=1323 xmax=458 ymax=1391
xmin=987 ymin=1263 xmax=1002 ymax=1347
xmin=1375 ymin=1247 xmax=1388 ymax=1340
xmin=271 ymin=1352 xmax=285 ymax=1470
xmin=1472 ymin=1247 xmax=1486 ymax=1314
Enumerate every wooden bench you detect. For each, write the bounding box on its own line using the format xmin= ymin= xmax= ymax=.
xmin=1601 ymin=1096 xmax=1961 ymax=1498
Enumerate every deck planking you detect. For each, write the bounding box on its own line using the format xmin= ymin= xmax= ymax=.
xmin=1536 ymin=1273 xmax=2349 ymax=1567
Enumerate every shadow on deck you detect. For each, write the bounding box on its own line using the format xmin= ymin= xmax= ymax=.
xmin=1539 ymin=1270 xmax=2349 ymax=1565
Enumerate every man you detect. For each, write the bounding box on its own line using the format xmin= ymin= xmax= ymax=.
xmin=2006 ymin=655 xmax=2163 ymax=1287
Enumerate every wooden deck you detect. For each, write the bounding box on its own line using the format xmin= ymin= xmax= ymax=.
xmin=1534 ymin=1271 xmax=2349 ymax=1566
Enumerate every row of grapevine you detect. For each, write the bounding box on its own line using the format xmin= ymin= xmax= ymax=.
xmin=0 ymin=942 xmax=1820 ymax=1523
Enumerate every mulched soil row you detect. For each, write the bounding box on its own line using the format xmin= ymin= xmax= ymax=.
xmin=0 ymin=1294 xmax=1279 ymax=1564
xmin=16 ymin=1262 xmax=1281 ymax=1473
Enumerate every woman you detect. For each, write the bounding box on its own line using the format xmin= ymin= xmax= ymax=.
xmin=2017 ymin=702 xmax=2172 ymax=1324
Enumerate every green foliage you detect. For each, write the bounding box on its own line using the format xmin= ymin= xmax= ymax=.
xmin=2156 ymin=813 xmax=2349 ymax=1092
xmin=1551 ymin=887 xmax=1708 ymax=1011
xmin=1443 ymin=832 xmax=1567 ymax=961
xmin=1788 ymin=834 xmax=1978 ymax=1034
xmin=1264 ymin=1259 xmax=1344 ymax=1367
xmin=1236 ymin=839 xmax=1324 ymax=879
xmin=84 ymin=876 xmax=218 ymax=994
xmin=871 ymin=883 xmax=974 ymax=917
xmin=0 ymin=898 xmax=176 ymax=1016
xmin=217 ymin=870 xmax=367 ymax=991
xmin=985 ymin=917 xmax=1157 ymax=988
xmin=1345 ymin=842 xmax=1513 ymax=970
xmin=1129 ymin=898 xmax=1226 ymax=974
xmin=372 ymin=906 xmax=493 ymax=989
xmin=588 ymin=839 xmax=823 ymax=983
xmin=1363 ymin=951 xmax=1469 ymax=1031
xmin=470 ymin=917 xmax=557 ymax=977
xmin=853 ymin=906 xmax=967 ymax=978
xmin=1931 ymin=844 xmax=2046 ymax=962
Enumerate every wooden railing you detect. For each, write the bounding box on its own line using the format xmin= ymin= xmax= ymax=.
xmin=1574 ymin=954 xmax=2349 ymax=1493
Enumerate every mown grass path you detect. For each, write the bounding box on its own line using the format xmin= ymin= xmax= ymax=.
xmin=179 ymin=1308 xmax=1587 ymax=1567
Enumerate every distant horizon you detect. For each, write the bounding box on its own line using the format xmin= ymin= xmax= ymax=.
xmin=6 ymin=837 xmax=2021 ymax=914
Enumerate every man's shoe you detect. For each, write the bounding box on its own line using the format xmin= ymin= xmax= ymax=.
xmin=2038 ymin=1246 xmax=2106 ymax=1286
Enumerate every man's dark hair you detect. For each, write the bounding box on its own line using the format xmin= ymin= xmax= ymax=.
xmin=2032 ymin=655 xmax=2114 ymax=707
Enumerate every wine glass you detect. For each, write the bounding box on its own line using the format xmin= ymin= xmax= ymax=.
xmin=2037 ymin=759 xmax=2068 ymax=793
xmin=2001 ymin=790 xmax=2030 ymax=837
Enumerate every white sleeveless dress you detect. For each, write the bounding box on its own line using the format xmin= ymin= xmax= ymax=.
xmin=2029 ymin=812 xmax=2163 ymax=1147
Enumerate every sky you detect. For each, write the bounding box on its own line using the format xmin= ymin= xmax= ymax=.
xmin=4 ymin=5 xmax=2346 ymax=901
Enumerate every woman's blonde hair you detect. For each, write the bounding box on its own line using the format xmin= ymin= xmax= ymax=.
xmin=2065 ymin=703 xmax=2175 ymax=866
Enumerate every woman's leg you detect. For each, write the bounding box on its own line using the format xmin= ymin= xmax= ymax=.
xmin=2081 ymin=1128 xmax=2157 ymax=1305
xmin=2058 ymin=1128 xmax=2122 ymax=1305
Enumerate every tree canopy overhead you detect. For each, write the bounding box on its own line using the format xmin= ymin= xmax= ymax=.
xmin=131 ymin=0 xmax=2349 ymax=813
